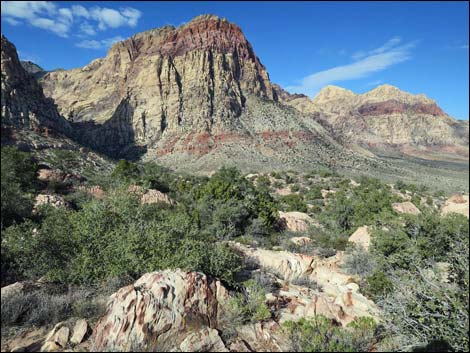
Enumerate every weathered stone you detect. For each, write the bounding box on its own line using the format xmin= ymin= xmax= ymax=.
xmin=392 ymin=201 xmax=421 ymax=215
xmin=441 ymin=194 xmax=469 ymax=218
xmin=278 ymin=211 xmax=313 ymax=232
xmin=70 ymin=319 xmax=89 ymax=345
xmin=179 ymin=328 xmax=228 ymax=352
xmin=348 ymin=226 xmax=371 ymax=251
xmin=53 ymin=326 xmax=69 ymax=348
xmin=92 ymin=269 xmax=229 ymax=351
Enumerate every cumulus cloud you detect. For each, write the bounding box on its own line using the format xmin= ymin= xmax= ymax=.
xmin=76 ymin=36 xmax=124 ymax=50
xmin=1 ymin=1 xmax=142 ymax=39
xmin=90 ymin=6 xmax=141 ymax=30
xmin=286 ymin=38 xmax=416 ymax=97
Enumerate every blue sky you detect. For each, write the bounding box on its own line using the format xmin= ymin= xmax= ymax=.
xmin=1 ymin=1 xmax=469 ymax=120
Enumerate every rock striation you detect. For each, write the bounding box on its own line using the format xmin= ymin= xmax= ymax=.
xmin=282 ymin=84 xmax=469 ymax=160
xmin=39 ymin=15 xmax=361 ymax=171
xmin=1 ymin=35 xmax=71 ymax=135
xmin=91 ymin=269 xmax=229 ymax=351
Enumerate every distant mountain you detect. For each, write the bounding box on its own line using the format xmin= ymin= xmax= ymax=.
xmin=281 ymin=84 xmax=469 ymax=160
xmin=38 ymin=14 xmax=364 ymax=171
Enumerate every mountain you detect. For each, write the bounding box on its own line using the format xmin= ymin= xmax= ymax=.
xmin=282 ymin=84 xmax=469 ymax=160
xmin=1 ymin=35 xmax=71 ymax=137
xmin=39 ymin=15 xmax=364 ymax=171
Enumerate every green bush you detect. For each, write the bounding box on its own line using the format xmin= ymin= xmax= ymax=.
xmin=1 ymin=146 xmax=37 ymax=228
xmin=279 ymin=194 xmax=308 ymax=213
xmin=283 ymin=316 xmax=376 ymax=352
xmin=226 ymin=279 xmax=271 ymax=324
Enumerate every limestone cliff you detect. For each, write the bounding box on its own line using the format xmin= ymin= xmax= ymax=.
xmin=1 ymin=35 xmax=71 ymax=135
xmin=39 ymin=15 xmax=361 ymax=171
xmin=283 ymin=84 xmax=469 ymax=159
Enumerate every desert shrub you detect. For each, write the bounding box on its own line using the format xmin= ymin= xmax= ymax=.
xmin=72 ymin=296 xmax=107 ymax=320
xmin=1 ymin=146 xmax=37 ymax=228
xmin=226 ymin=279 xmax=271 ymax=324
xmin=1 ymin=289 xmax=75 ymax=327
xmin=290 ymin=183 xmax=301 ymax=192
xmin=3 ymin=188 xmax=243 ymax=287
xmin=343 ymin=245 xmax=376 ymax=277
xmin=305 ymin=186 xmax=323 ymax=201
xmin=378 ymin=264 xmax=468 ymax=352
xmin=110 ymin=159 xmax=140 ymax=183
xmin=290 ymin=276 xmax=322 ymax=291
xmin=279 ymin=194 xmax=308 ymax=213
xmin=362 ymin=270 xmax=394 ymax=299
xmin=283 ymin=316 xmax=376 ymax=352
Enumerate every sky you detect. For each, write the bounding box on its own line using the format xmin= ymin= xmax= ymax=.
xmin=1 ymin=1 xmax=469 ymax=120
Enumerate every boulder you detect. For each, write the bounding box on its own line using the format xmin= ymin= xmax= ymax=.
xmin=92 ymin=269 xmax=229 ymax=351
xmin=140 ymin=189 xmax=175 ymax=206
xmin=235 ymin=321 xmax=290 ymax=352
xmin=179 ymin=328 xmax=228 ymax=352
xmin=70 ymin=319 xmax=89 ymax=345
xmin=441 ymin=194 xmax=469 ymax=218
xmin=392 ymin=201 xmax=421 ymax=215
xmin=348 ymin=226 xmax=371 ymax=251
xmin=231 ymin=243 xmax=379 ymax=326
xmin=278 ymin=211 xmax=313 ymax=232
xmin=33 ymin=194 xmax=67 ymax=211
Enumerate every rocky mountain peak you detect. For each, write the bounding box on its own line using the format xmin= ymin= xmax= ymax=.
xmin=312 ymin=85 xmax=357 ymax=104
xmin=362 ymin=84 xmax=435 ymax=105
xmin=1 ymin=35 xmax=70 ymax=135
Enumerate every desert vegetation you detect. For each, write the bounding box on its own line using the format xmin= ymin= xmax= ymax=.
xmin=1 ymin=146 xmax=468 ymax=352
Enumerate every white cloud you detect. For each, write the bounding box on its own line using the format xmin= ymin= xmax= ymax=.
xmin=76 ymin=36 xmax=124 ymax=50
xmin=71 ymin=5 xmax=89 ymax=18
xmin=286 ymin=38 xmax=416 ymax=97
xmin=90 ymin=6 xmax=141 ymax=30
xmin=1 ymin=1 xmax=142 ymax=39
xmin=79 ymin=22 xmax=96 ymax=36
xmin=352 ymin=36 xmax=402 ymax=60
xmin=365 ymin=80 xmax=383 ymax=87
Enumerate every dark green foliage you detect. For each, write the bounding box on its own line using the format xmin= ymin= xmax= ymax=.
xmin=111 ymin=159 xmax=140 ymax=183
xmin=279 ymin=194 xmax=308 ymax=213
xmin=2 ymin=188 xmax=243 ymax=287
xmin=283 ymin=316 xmax=376 ymax=352
xmin=1 ymin=146 xmax=37 ymax=228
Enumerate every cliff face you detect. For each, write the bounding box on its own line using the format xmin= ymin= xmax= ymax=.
xmin=40 ymin=15 xmax=278 ymax=152
xmin=283 ymin=84 xmax=469 ymax=158
xmin=39 ymin=15 xmax=362 ymax=171
xmin=1 ymin=35 xmax=71 ymax=135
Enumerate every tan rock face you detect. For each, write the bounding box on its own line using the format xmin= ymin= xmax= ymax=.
xmin=231 ymin=243 xmax=379 ymax=326
xmin=348 ymin=226 xmax=371 ymax=251
xmin=40 ymin=15 xmax=274 ymax=150
xmin=1 ymin=35 xmax=71 ymax=135
xmin=70 ymin=319 xmax=89 ymax=346
xmin=392 ymin=201 xmax=421 ymax=215
xmin=441 ymin=194 xmax=469 ymax=218
xmin=278 ymin=211 xmax=313 ymax=232
xmin=34 ymin=194 xmax=68 ymax=211
xmin=179 ymin=328 xmax=228 ymax=352
xmin=91 ymin=269 xmax=229 ymax=351
xmin=282 ymin=84 xmax=469 ymax=159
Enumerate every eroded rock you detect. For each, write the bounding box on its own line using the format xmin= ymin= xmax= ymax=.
xmin=392 ymin=201 xmax=421 ymax=215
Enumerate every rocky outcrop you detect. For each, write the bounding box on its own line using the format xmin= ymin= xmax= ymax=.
xmin=179 ymin=328 xmax=228 ymax=352
xmin=33 ymin=194 xmax=68 ymax=211
xmin=392 ymin=201 xmax=421 ymax=215
xmin=1 ymin=35 xmax=71 ymax=135
xmin=278 ymin=211 xmax=314 ymax=232
xmin=441 ymin=194 xmax=469 ymax=218
xmin=38 ymin=15 xmax=362 ymax=172
xmin=91 ymin=269 xmax=229 ymax=351
xmin=282 ymin=84 xmax=469 ymax=160
xmin=348 ymin=226 xmax=371 ymax=250
xmin=232 ymin=243 xmax=379 ymax=326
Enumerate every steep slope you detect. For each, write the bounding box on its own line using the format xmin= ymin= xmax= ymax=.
xmin=39 ymin=15 xmax=363 ymax=171
xmin=1 ymin=35 xmax=71 ymax=136
xmin=283 ymin=84 xmax=469 ymax=161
